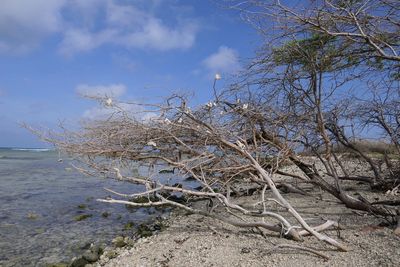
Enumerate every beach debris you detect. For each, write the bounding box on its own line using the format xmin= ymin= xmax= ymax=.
xmin=146 ymin=141 xmax=157 ymax=147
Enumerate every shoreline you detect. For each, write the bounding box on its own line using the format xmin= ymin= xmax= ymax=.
xmin=47 ymin=213 xmax=170 ymax=267
xmin=45 ymin=161 xmax=400 ymax=267
xmin=59 ymin=184 xmax=400 ymax=267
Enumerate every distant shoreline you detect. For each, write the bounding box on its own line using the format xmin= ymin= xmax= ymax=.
xmin=0 ymin=147 xmax=54 ymax=152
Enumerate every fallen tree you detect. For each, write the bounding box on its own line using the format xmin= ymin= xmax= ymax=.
xmin=27 ymin=0 xmax=400 ymax=258
xmin=27 ymin=94 xmax=348 ymax=251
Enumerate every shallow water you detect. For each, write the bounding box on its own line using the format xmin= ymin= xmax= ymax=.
xmin=0 ymin=148 xmax=163 ymax=266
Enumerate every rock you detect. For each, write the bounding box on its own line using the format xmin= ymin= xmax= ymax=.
xmin=393 ymin=226 xmax=400 ymax=236
xmin=27 ymin=212 xmax=39 ymax=220
xmin=112 ymin=236 xmax=126 ymax=248
xmin=137 ymin=224 xmax=153 ymax=238
xmin=74 ymin=214 xmax=92 ymax=221
xmin=123 ymin=221 xmax=134 ymax=230
xmin=147 ymin=208 xmax=156 ymax=214
xmin=69 ymin=256 xmax=89 ymax=267
xmin=77 ymin=204 xmax=87 ymax=209
xmin=184 ymin=176 xmax=197 ymax=181
xmin=395 ymin=217 xmax=400 ymax=236
xmin=241 ymin=248 xmax=251 ymax=254
xmin=46 ymin=263 xmax=68 ymax=267
xmin=101 ymin=212 xmax=110 ymax=218
xmin=124 ymin=237 xmax=135 ymax=247
xmin=159 ymin=169 xmax=174 ymax=174
xmin=130 ymin=196 xmax=150 ymax=203
xmin=80 ymin=242 xmax=92 ymax=250
xmin=153 ymin=223 xmax=162 ymax=231
xmin=82 ymin=251 xmax=99 ymax=263
xmin=90 ymin=244 xmax=104 ymax=255
xmin=103 ymin=250 xmax=118 ymax=259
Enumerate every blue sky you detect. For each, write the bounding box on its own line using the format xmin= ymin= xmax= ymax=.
xmin=0 ymin=0 xmax=261 ymax=147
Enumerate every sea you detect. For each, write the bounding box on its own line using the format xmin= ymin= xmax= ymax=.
xmin=0 ymin=147 xmax=165 ymax=266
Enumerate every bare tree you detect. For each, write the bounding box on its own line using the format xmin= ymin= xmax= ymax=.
xmin=228 ymin=0 xmax=400 ymax=63
xmin=27 ymin=94 xmax=348 ymax=252
xmin=27 ymin=0 xmax=400 ymax=257
xmin=225 ymin=0 xmax=400 ymax=203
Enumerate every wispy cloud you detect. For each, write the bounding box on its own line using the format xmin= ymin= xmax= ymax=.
xmin=0 ymin=0 xmax=199 ymax=56
xmin=59 ymin=1 xmax=198 ymax=56
xmin=202 ymin=46 xmax=241 ymax=77
xmin=82 ymin=100 xmax=157 ymax=122
xmin=0 ymin=0 xmax=66 ymax=54
xmin=76 ymin=84 xmax=127 ymax=98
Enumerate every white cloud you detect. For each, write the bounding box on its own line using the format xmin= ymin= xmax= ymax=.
xmin=82 ymin=101 xmax=157 ymax=122
xmin=202 ymin=46 xmax=241 ymax=76
xmin=82 ymin=106 xmax=114 ymax=120
xmin=75 ymin=82 xmax=158 ymax=121
xmin=76 ymin=84 xmax=127 ymax=98
xmin=59 ymin=1 xmax=198 ymax=56
xmin=0 ymin=0 xmax=67 ymax=54
xmin=59 ymin=28 xmax=117 ymax=55
xmin=0 ymin=0 xmax=199 ymax=56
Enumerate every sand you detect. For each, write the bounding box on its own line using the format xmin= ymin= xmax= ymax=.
xmin=95 ymin=179 xmax=400 ymax=267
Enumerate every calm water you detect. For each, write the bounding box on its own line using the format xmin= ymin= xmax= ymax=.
xmin=0 ymin=148 xmax=163 ymax=266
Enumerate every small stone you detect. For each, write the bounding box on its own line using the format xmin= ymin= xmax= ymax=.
xmin=104 ymin=250 xmax=118 ymax=259
xmin=82 ymin=251 xmax=99 ymax=262
xmin=112 ymin=236 xmax=126 ymax=248
xmin=123 ymin=221 xmax=134 ymax=230
xmin=241 ymin=248 xmax=251 ymax=254
xmin=80 ymin=242 xmax=92 ymax=250
xmin=70 ymin=257 xmax=89 ymax=267
xmin=137 ymin=224 xmax=153 ymax=238
xmin=77 ymin=204 xmax=87 ymax=209
xmin=45 ymin=263 xmax=68 ymax=267
xmin=124 ymin=237 xmax=135 ymax=247
xmin=74 ymin=214 xmax=92 ymax=221
xmin=27 ymin=212 xmax=39 ymax=220
xmin=394 ymin=228 xmax=400 ymax=236
xmin=90 ymin=244 xmax=103 ymax=254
